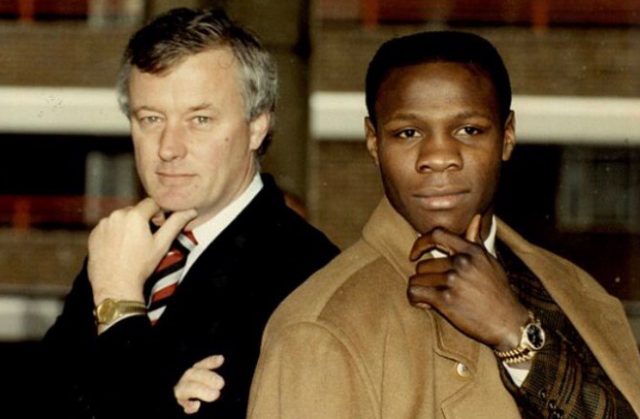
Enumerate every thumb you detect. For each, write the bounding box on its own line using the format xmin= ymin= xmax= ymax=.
xmin=153 ymin=209 xmax=198 ymax=255
xmin=194 ymin=354 xmax=225 ymax=370
xmin=464 ymin=214 xmax=482 ymax=244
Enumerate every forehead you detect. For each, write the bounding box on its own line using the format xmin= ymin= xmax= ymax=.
xmin=375 ymin=62 xmax=500 ymax=119
xmin=128 ymin=48 xmax=244 ymax=109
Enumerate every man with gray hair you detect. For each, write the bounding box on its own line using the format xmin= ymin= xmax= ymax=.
xmin=41 ymin=7 xmax=338 ymax=419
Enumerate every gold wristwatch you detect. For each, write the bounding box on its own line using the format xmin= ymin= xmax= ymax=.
xmin=494 ymin=311 xmax=546 ymax=365
xmin=94 ymin=298 xmax=147 ymax=326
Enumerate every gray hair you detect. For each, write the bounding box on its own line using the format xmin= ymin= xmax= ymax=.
xmin=116 ymin=7 xmax=278 ymax=155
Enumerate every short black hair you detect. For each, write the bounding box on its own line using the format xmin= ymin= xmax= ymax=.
xmin=365 ymin=31 xmax=511 ymax=126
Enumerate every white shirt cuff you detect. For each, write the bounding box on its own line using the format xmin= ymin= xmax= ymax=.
xmin=503 ymin=362 xmax=530 ymax=387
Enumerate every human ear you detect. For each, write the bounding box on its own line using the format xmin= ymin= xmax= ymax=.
xmin=501 ymin=111 xmax=516 ymax=161
xmin=248 ymin=113 xmax=270 ymax=151
xmin=365 ymin=117 xmax=380 ymax=166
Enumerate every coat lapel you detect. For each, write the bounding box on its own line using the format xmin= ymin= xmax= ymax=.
xmin=497 ymin=219 xmax=640 ymax=414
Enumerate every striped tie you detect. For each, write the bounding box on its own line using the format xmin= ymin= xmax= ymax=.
xmin=146 ymin=231 xmax=198 ymax=325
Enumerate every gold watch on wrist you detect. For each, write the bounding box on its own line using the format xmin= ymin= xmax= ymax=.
xmin=94 ymin=298 xmax=147 ymax=326
xmin=494 ymin=311 xmax=546 ymax=365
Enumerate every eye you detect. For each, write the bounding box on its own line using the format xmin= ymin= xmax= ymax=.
xmin=143 ymin=116 xmax=159 ymax=123
xmin=193 ymin=116 xmax=212 ymax=125
xmin=397 ymin=128 xmax=419 ymax=139
xmin=138 ymin=115 xmax=162 ymax=126
xmin=457 ymin=126 xmax=482 ymax=136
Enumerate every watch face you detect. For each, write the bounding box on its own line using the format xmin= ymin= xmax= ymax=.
xmin=525 ymin=323 xmax=546 ymax=350
xmin=97 ymin=299 xmax=117 ymax=322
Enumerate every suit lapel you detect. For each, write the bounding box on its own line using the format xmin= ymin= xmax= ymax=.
xmin=497 ymin=219 xmax=640 ymax=413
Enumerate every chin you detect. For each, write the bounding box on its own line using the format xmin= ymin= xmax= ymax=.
xmin=153 ymin=195 xmax=197 ymax=213
xmin=409 ymin=210 xmax=469 ymax=236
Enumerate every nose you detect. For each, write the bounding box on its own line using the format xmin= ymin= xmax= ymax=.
xmin=415 ymin=133 xmax=462 ymax=173
xmin=158 ymin=122 xmax=187 ymax=161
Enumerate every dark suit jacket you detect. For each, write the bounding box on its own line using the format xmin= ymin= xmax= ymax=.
xmin=39 ymin=174 xmax=339 ymax=419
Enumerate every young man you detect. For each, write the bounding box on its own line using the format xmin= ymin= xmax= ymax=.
xmin=246 ymin=31 xmax=640 ymax=418
xmin=40 ymin=8 xmax=338 ymax=419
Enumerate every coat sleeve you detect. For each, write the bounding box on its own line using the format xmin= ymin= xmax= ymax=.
xmin=248 ymin=322 xmax=377 ymax=419
xmin=500 ymin=329 xmax=637 ymax=418
xmin=41 ymin=265 xmax=182 ymax=419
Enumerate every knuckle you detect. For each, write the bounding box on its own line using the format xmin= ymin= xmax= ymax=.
xmin=204 ymin=389 xmax=220 ymax=402
xmin=441 ymin=289 xmax=453 ymax=304
xmin=453 ymin=253 xmax=471 ymax=269
xmin=445 ymin=270 xmax=458 ymax=284
xmin=406 ymin=286 xmax=419 ymax=301
xmin=432 ymin=227 xmax=445 ymax=236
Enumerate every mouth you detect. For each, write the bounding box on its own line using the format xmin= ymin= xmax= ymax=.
xmin=156 ymin=172 xmax=196 ymax=185
xmin=413 ymin=188 xmax=469 ymax=210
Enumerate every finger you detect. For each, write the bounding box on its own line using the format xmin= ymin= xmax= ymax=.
xmin=175 ymin=380 xmax=222 ymax=403
xmin=153 ymin=209 xmax=198 ymax=253
xmin=151 ymin=211 xmax=167 ymax=227
xmin=181 ymin=399 xmax=201 ymax=415
xmin=193 ymin=354 xmax=224 ymax=370
xmin=465 ymin=214 xmax=482 ymax=244
xmin=135 ymin=197 xmax=163 ymax=220
xmin=429 ymin=228 xmax=477 ymax=256
xmin=415 ymin=257 xmax=453 ymax=275
xmin=407 ymin=283 xmax=444 ymax=309
xmin=183 ymin=368 xmax=225 ymax=390
xmin=409 ymin=234 xmax=452 ymax=261
xmin=409 ymin=272 xmax=451 ymax=288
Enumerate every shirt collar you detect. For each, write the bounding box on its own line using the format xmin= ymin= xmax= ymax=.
xmin=190 ymin=172 xmax=263 ymax=249
xmin=485 ymin=215 xmax=497 ymax=257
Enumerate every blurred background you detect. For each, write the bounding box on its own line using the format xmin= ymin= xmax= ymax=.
xmin=0 ymin=0 xmax=638 ymax=385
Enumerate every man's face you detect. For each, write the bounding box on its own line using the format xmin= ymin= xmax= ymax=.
xmin=128 ymin=48 xmax=269 ymax=227
xmin=366 ymin=62 xmax=515 ymax=236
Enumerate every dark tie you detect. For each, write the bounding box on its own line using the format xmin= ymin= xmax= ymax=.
xmin=145 ymin=231 xmax=198 ymax=325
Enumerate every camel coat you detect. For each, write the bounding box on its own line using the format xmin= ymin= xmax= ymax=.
xmin=248 ymin=198 xmax=640 ymax=419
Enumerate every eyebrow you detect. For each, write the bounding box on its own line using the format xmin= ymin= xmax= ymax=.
xmin=130 ymin=103 xmax=216 ymax=115
xmin=188 ymin=103 xmax=215 ymax=112
xmin=130 ymin=105 xmax=161 ymax=115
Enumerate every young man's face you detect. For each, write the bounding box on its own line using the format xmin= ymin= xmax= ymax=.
xmin=128 ymin=48 xmax=269 ymax=228
xmin=366 ymin=62 xmax=515 ymax=237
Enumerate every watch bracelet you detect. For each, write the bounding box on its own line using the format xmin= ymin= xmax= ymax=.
xmin=493 ymin=310 xmax=540 ymax=364
xmin=494 ymin=346 xmax=536 ymax=364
